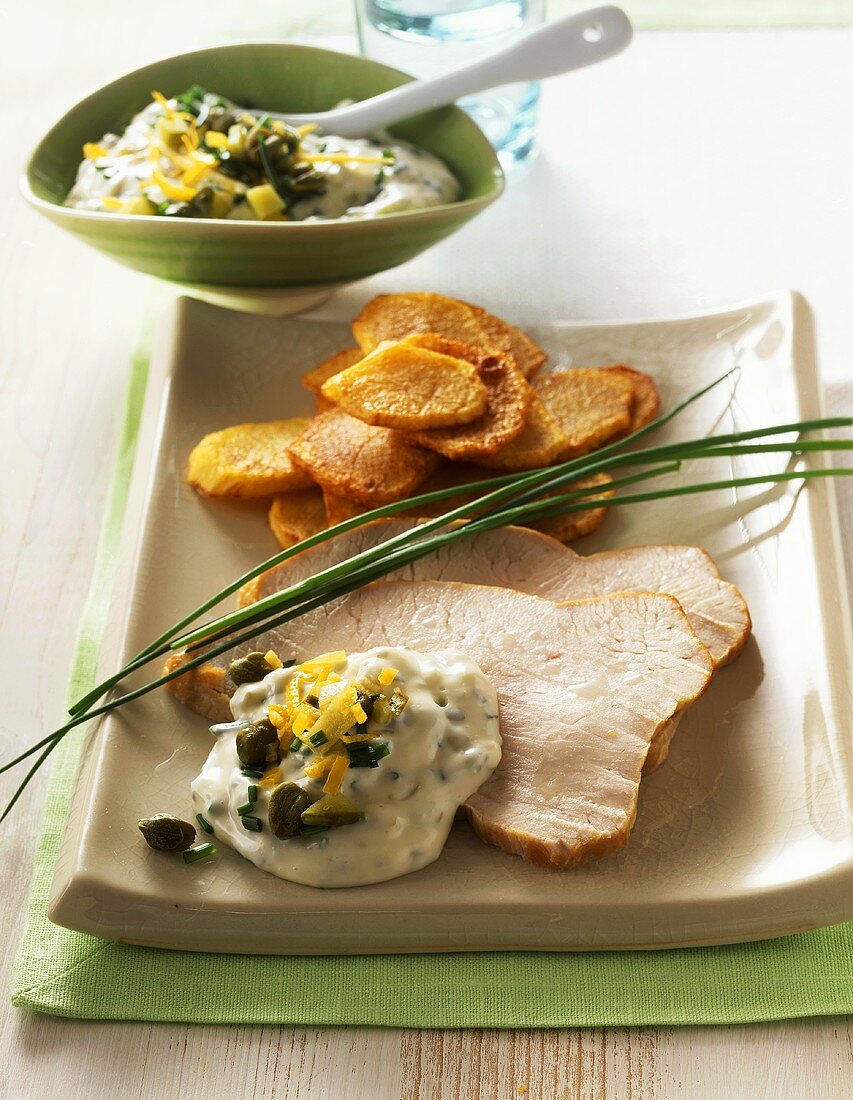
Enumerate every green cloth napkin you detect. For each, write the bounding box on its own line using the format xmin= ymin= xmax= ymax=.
xmin=10 ymin=311 xmax=853 ymax=1026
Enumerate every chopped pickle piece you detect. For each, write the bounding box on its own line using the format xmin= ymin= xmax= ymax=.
xmin=300 ymin=793 xmax=361 ymax=828
xmin=122 ymin=195 xmax=157 ymax=216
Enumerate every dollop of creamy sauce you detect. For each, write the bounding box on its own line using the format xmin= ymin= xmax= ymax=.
xmin=191 ymin=647 xmax=501 ymax=887
xmin=64 ymin=95 xmax=460 ymax=221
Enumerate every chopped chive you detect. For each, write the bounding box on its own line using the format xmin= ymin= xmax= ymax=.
xmin=347 ymin=740 xmax=390 ymax=768
xmin=309 ymin=731 xmax=328 ymax=748
xmin=183 ymin=842 xmax=217 ymax=864
xmin=289 ymin=737 xmax=302 ymax=752
xmin=236 ymin=801 xmax=254 ymax=816
xmin=195 ymin=812 xmax=214 ymax=834
xmin=299 ymin=825 xmax=329 ymax=838
xmin=247 ymin=784 xmax=259 ymax=803
xmin=241 ymin=766 xmax=265 ymax=779
xmin=241 ymin=815 xmax=263 ymax=832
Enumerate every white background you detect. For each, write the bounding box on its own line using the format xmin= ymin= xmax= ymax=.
xmin=1 ymin=14 xmax=851 ymax=1099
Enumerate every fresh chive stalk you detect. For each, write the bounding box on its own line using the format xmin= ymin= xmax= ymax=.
xmin=67 ymin=366 xmax=748 ymax=717
xmin=195 ymin=812 xmax=214 ymax=834
xmin=1 ymin=370 xmax=851 ymax=821
xmin=183 ymin=842 xmax=217 ymax=864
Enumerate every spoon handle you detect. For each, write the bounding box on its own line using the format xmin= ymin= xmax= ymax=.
xmin=309 ymin=5 xmax=633 ymax=138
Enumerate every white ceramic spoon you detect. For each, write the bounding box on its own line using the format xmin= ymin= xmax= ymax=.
xmin=267 ymin=5 xmax=633 ymax=136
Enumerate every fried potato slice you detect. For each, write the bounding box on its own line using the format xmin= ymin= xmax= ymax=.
xmin=288 ymin=407 xmax=440 ymax=506
xmin=268 ymin=489 xmax=328 ymax=549
xmin=405 ymin=340 xmax=532 ymax=461
xmin=320 ymin=342 xmax=489 ymax=430
xmin=602 ymin=365 xmax=661 ymax=432
xmin=532 ymin=473 xmax=615 ymax=543
xmin=353 ymin=293 xmax=489 ymax=354
xmin=186 ymin=419 xmax=314 ymax=499
xmin=301 ymin=347 xmax=363 ymax=394
xmin=475 ymin=392 xmax=568 ymax=471
xmin=352 ymin=292 xmax=547 ymax=378
xmin=323 ymin=490 xmax=366 ymax=526
xmin=534 ymin=369 xmax=635 ymax=459
xmin=467 ymin=302 xmax=547 ymax=378
xmin=315 ymin=393 xmax=336 ymax=414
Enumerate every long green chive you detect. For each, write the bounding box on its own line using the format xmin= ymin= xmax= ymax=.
xmin=1 ymin=364 xmax=851 ymax=821
xmin=309 ymin=731 xmax=328 ymax=748
xmin=299 ymin=825 xmax=329 ymax=838
xmin=3 ymin=447 xmax=850 ymax=820
xmin=68 ymin=366 xmax=745 ymax=715
xmin=183 ymin=842 xmax=217 ymax=864
xmin=240 ymin=766 xmax=265 ymax=780
xmin=195 ymin=812 xmax=214 ymax=834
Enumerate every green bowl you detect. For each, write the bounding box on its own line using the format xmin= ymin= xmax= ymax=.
xmin=22 ymin=42 xmax=504 ymax=290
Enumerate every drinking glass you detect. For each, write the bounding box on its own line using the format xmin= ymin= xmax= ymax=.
xmin=355 ymin=0 xmax=546 ymax=169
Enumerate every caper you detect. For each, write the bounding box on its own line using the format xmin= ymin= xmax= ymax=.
xmin=288 ymin=167 xmax=324 ymax=194
xmin=268 ymin=782 xmax=310 ymax=839
xmin=206 ymin=106 xmax=241 ymax=133
xmin=229 ymin=651 xmax=273 ymax=686
xmin=235 ymin=719 xmax=280 ymax=766
xmin=300 ymin=792 xmax=361 ymax=829
xmin=138 ymin=814 xmax=196 ymax=852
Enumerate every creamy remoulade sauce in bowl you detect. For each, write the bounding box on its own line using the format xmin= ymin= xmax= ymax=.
xmin=191 ymin=647 xmax=501 ymax=887
xmin=64 ymin=88 xmax=461 ymax=222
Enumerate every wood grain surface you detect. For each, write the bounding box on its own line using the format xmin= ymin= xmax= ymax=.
xmin=1 ymin=5 xmax=851 ymax=1097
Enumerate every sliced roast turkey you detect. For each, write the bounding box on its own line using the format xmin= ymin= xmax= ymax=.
xmin=166 ymin=580 xmax=713 ymax=869
xmin=238 ymin=519 xmax=750 ymax=668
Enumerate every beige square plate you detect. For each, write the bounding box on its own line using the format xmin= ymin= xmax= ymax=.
xmin=48 ymin=292 xmax=853 ymax=953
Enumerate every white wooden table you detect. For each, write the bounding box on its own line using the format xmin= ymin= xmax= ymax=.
xmin=1 ymin=6 xmax=851 ymax=1096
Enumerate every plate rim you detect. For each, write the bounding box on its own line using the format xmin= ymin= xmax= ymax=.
xmin=47 ymin=289 xmax=853 ymax=953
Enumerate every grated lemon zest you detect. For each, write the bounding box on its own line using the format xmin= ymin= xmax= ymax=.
xmin=264 ymin=650 xmax=283 ymax=670
xmin=152 ymin=170 xmax=197 ymax=201
xmin=100 ymin=197 xmax=123 ymax=211
xmin=304 ymin=755 xmax=336 ymax=780
xmin=300 ymin=153 xmax=391 ymax=166
xmin=378 ymin=667 xmax=398 ymax=686
xmin=267 ymin=704 xmax=289 ymax=731
xmin=83 ymin=142 xmax=110 ymax=160
xmin=323 ymin=754 xmax=349 ymax=795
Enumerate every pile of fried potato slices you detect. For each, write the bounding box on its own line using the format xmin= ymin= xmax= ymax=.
xmin=186 ymin=293 xmax=661 ymax=549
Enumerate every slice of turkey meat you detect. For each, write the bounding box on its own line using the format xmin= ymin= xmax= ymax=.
xmin=239 ymin=519 xmax=750 ymax=668
xmin=166 ymin=580 xmax=713 ymax=869
xmin=235 ymin=519 xmax=749 ymax=772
